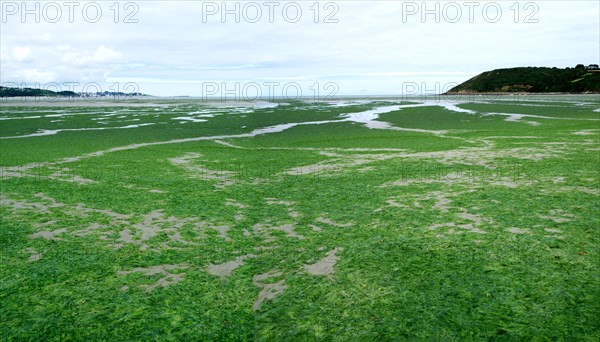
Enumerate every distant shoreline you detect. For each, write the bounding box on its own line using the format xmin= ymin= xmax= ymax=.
xmin=444 ymin=92 xmax=600 ymax=95
xmin=1 ymin=93 xmax=598 ymax=107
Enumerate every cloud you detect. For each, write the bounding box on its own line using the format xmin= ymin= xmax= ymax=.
xmin=91 ymin=45 xmax=121 ymax=63
xmin=12 ymin=47 xmax=31 ymax=61
xmin=58 ymin=44 xmax=122 ymax=65
xmin=31 ymin=32 xmax=53 ymax=44
xmin=175 ymin=63 xmax=269 ymax=71
xmin=22 ymin=69 xmax=55 ymax=83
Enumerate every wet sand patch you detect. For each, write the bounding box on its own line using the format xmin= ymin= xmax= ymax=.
xmin=48 ymin=167 xmax=98 ymax=184
xmin=427 ymin=222 xmax=454 ymax=231
xmin=287 ymin=209 xmax=301 ymax=219
xmin=457 ymin=210 xmax=493 ymax=226
xmin=122 ymin=209 xmax=209 ymax=249
xmin=72 ymin=223 xmax=108 ymax=237
xmin=374 ymin=198 xmax=410 ymax=212
xmin=559 ymin=186 xmax=599 ymax=195
xmin=432 ymin=193 xmax=452 ymax=213
xmin=380 ymin=173 xmax=466 ymax=187
xmin=225 ymin=199 xmax=247 ymax=209
xmin=0 ymin=165 xmax=96 ymax=184
xmin=423 ymin=192 xmax=492 ymax=235
xmin=252 ymin=271 xmax=288 ymax=312
xmin=487 ymin=178 xmax=521 ymax=188
xmin=456 ymin=224 xmax=487 ymax=234
xmin=304 ymin=247 xmax=342 ymax=277
xmin=411 ymin=146 xmax=564 ymax=167
xmin=169 ymin=152 xmax=236 ymax=189
xmin=210 ymin=225 xmax=232 ymax=241
xmin=1 ymin=197 xmax=53 ymax=212
xmin=285 ymin=153 xmax=402 ymax=176
xmin=117 ymin=264 xmax=189 ymax=292
xmin=309 ymin=224 xmax=322 ymax=232
xmin=7 ymin=199 xmax=218 ymax=250
xmin=119 ymin=229 xmax=135 ymax=243
xmin=71 ymin=203 xmax=131 ymax=220
xmin=508 ymin=227 xmax=531 ymax=235
xmin=428 ymin=221 xmax=487 ymax=235
xmin=358 ymin=166 xmax=375 ymax=173
xmin=26 ymin=247 xmax=42 ymax=262
xmin=253 ymin=223 xmax=305 ymax=240
xmin=265 ymin=198 xmax=295 ymax=206
xmin=539 ymin=209 xmax=574 ymax=223
xmin=539 ymin=215 xmax=571 ymax=223
xmin=1 ymin=193 xmax=65 ymax=213
xmin=30 ymin=228 xmax=68 ymax=240
xmin=386 ymin=199 xmax=408 ymax=208
xmin=315 ymin=217 xmax=353 ymax=228
xmin=544 ymin=228 xmax=562 ymax=233
xmin=207 ymin=254 xmax=256 ymax=277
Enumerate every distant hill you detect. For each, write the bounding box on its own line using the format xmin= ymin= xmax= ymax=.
xmin=0 ymin=86 xmax=145 ymax=98
xmin=446 ymin=65 xmax=600 ymax=94
xmin=0 ymin=86 xmax=78 ymax=97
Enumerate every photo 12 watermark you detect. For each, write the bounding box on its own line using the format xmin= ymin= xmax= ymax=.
xmin=397 ymin=81 xmax=536 ymax=102
xmin=0 ymin=163 xmax=142 ymax=184
xmin=390 ymin=162 xmax=527 ymax=185
xmin=1 ymin=1 xmax=140 ymax=23
xmin=400 ymin=1 xmax=539 ymax=24
xmin=199 ymin=1 xmax=339 ymax=24
xmin=198 ymin=81 xmax=340 ymax=101
xmin=0 ymin=82 xmax=144 ymax=102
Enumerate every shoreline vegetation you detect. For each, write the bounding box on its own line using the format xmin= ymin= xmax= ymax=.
xmin=445 ymin=65 xmax=600 ymax=95
xmin=0 ymin=86 xmax=145 ymax=98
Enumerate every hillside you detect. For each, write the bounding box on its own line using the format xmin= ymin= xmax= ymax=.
xmin=0 ymin=86 xmax=78 ymax=97
xmin=446 ymin=66 xmax=600 ymax=94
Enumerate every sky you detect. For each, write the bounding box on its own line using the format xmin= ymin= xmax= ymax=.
xmin=1 ymin=0 xmax=599 ymax=98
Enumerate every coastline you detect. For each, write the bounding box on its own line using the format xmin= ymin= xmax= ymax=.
xmin=443 ymin=92 xmax=600 ymax=95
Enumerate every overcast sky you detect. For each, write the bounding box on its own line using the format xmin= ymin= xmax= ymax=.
xmin=1 ymin=1 xmax=598 ymax=97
